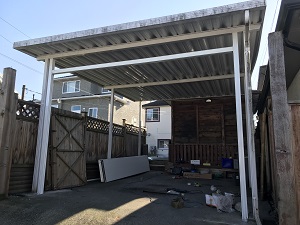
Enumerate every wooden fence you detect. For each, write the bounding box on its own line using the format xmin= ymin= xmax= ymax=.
xmin=290 ymin=103 xmax=300 ymax=222
xmin=85 ymin=117 xmax=146 ymax=179
xmin=9 ymin=101 xmax=39 ymax=194
xmin=9 ymin=100 xmax=146 ymax=193
xmin=169 ymin=143 xmax=238 ymax=167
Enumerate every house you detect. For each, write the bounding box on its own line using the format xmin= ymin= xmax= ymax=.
xmin=51 ymin=75 xmax=145 ymax=126
xmin=142 ymin=101 xmax=171 ymax=158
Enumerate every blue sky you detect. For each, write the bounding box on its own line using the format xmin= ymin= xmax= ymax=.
xmin=0 ymin=0 xmax=280 ymax=100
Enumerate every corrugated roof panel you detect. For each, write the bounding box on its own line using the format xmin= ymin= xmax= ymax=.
xmin=13 ymin=0 xmax=265 ymax=101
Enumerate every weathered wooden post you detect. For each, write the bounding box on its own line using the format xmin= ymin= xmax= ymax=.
xmin=268 ymin=31 xmax=298 ymax=225
xmin=0 ymin=68 xmax=18 ymax=199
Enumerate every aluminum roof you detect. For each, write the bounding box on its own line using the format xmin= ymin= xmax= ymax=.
xmin=14 ymin=0 xmax=265 ymax=101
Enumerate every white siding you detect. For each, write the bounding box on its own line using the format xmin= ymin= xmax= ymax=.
xmin=145 ymin=105 xmax=171 ymax=157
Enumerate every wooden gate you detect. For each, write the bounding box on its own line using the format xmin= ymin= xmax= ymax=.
xmin=49 ymin=109 xmax=86 ymax=190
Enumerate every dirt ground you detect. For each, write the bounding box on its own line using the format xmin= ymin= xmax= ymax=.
xmin=0 ymin=171 xmax=273 ymax=225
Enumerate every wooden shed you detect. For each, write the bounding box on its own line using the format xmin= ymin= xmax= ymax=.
xmin=170 ymin=97 xmax=243 ymax=166
xmin=169 ymin=95 xmax=258 ymax=167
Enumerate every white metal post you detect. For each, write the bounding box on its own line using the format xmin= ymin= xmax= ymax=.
xmin=244 ymin=10 xmax=260 ymax=223
xmin=107 ymin=88 xmax=114 ymax=159
xmin=244 ymin=11 xmax=252 ymax=190
xmin=138 ymin=101 xmax=142 ymax=155
xmin=232 ymin=32 xmax=248 ymax=221
xmin=32 ymin=58 xmax=55 ymax=194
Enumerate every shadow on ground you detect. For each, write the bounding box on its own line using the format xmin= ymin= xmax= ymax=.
xmin=0 ymin=171 xmax=274 ymax=225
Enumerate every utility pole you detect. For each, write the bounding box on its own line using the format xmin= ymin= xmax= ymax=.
xmin=21 ymin=85 xmax=26 ymax=100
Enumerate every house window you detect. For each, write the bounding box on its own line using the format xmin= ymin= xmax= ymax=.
xmin=102 ymin=88 xmax=110 ymax=93
xmin=88 ymin=107 xmax=98 ymax=118
xmin=71 ymin=105 xmax=81 ymax=114
xmin=158 ymin=139 xmax=170 ymax=149
xmin=62 ymin=80 xmax=80 ymax=93
xmin=146 ymin=108 xmax=159 ymax=122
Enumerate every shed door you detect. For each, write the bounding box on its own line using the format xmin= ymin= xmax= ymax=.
xmin=50 ymin=111 xmax=86 ymax=190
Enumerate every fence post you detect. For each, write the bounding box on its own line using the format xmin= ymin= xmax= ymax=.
xmin=122 ymin=119 xmax=127 ymax=156
xmin=0 ymin=68 xmax=17 ymax=199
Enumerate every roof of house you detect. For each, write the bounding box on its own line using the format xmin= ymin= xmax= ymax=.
xmin=275 ymin=0 xmax=300 ymax=88
xmin=142 ymin=100 xmax=170 ymax=108
xmin=255 ymin=0 xmax=300 ymax=114
xmin=14 ymin=1 xmax=265 ymax=102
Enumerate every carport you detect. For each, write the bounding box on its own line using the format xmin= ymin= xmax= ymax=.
xmin=13 ymin=0 xmax=265 ymax=222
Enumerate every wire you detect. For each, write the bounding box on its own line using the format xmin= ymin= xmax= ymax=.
xmin=0 ymin=17 xmax=107 ymax=103
xmin=0 ymin=34 xmax=13 ymax=44
xmin=0 ymin=16 xmax=31 ymax=39
xmin=0 ymin=16 xmax=104 ymax=98
xmin=0 ymin=17 xmax=122 ymax=102
xmin=0 ymin=51 xmax=99 ymax=97
xmin=25 ymin=88 xmax=42 ymax=95
xmin=0 ymin=52 xmax=42 ymax=74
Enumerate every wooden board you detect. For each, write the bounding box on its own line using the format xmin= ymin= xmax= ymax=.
xmin=291 ymin=104 xmax=300 ymax=222
xmin=98 ymin=155 xmax=150 ymax=182
xmin=8 ymin=164 xmax=34 ymax=194
xmin=183 ymin=172 xmax=212 ymax=179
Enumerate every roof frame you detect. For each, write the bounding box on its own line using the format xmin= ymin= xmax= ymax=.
xmin=14 ymin=4 xmax=265 ymax=220
xmin=105 ymin=73 xmax=244 ymax=89
xmin=37 ymin=24 xmax=260 ymax=61
xmin=52 ymin=46 xmax=233 ymax=75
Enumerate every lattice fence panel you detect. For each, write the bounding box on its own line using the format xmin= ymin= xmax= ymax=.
xmin=86 ymin=117 xmax=124 ymax=136
xmin=125 ymin=124 xmax=146 ymax=136
xmin=16 ymin=100 xmax=40 ymax=121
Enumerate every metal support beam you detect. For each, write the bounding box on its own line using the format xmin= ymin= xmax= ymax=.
xmin=138 ymin=101 xmax=142 ymax=156
xmin=107 ymin=88 xmax=115 ymax=159
xmin=52 ymin=47 xmax=233 ymax=75
xmin=105 ymin=74 xmax=244 ymax=89
xmin=32 ymin=58 xmax=55 ymax=194
xmin=36 ymin=24 xmax=260 ymax=61
xmin=243 ymin=10 xmax=261 ymax=224
xmin=232 ymin=32 xmax=248 ymax=221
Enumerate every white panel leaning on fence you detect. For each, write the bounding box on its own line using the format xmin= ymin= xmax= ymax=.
xmin=98 ymin=155 xmax=150 ymax=182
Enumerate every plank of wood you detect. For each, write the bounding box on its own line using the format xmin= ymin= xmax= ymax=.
xmin=267 ymin=113 xmax=277 ymax=199
xmin=291 ymin=104 xmax=300 ymax=223
xmin=259 ymin=111 xmax=266 ymax=200
xmin=269 ymin=31 xmax=297 ymax=224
